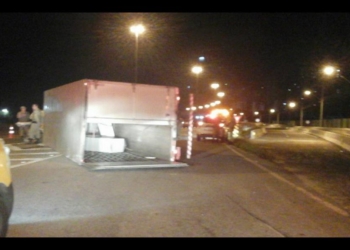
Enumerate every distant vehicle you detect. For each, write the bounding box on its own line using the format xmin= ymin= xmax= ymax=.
xmin=0 ymin=138 xmax=13 ymax=237
xmin=196 ymin=122 xmax=225 ymax=142
xmin=195 ymin=108 xmax=229 ymax=142
xmin=196 ymin=122 xmax=216 ymax=141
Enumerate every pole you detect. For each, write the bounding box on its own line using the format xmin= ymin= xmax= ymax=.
xmin=195 ymin=75 xmax=199 ymax=104
xmin=187 ymin=93 xmax=194 ymax=159
xmin=300 ymin=107 xmax=304 ymax=126
xmin=319 ymin=82 xmax=324 ymax=127
xmin=134 ymin=34 xmax=139 ymax=83
xmin=319 ymin=98 xmax=324 ymax=127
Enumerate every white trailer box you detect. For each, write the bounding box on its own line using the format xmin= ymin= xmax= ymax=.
xmin=43 ymin=79 xmax=187 ymax=169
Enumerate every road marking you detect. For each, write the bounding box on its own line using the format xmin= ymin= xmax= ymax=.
xmin=225 ymin=144 xmax=349 ymax=217
xmin=10 ymin=152 xmax=60 ymax=155
xmin=10 ymin=154 xmax=62 ymax=168
xmin=11 ymin=158 xmax=51 ymax=161
xmin=8 ymin=143 xmax=62 ymax=168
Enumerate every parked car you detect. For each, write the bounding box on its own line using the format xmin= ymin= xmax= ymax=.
xmin=0 ymin=138 xmax=13 ymax=237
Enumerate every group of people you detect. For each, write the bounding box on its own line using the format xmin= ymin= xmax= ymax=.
xmin=16 ymin=104 xmax=44 ymax=144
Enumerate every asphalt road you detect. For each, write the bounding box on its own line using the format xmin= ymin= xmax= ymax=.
xmin=4 ymin=131 xmax=350 ymax=237
xmin=239 ymin=128 xmax=350 ymax=213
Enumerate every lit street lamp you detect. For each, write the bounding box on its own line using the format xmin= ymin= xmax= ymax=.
xmin=319 ymin=65 xmax=338 ymax=126
xmin=217 ymin=92 xmax=225 ymax=98
xmin=321 ymin=65 xmax=350 ymax=127
xmin=288 ymin=102 xmax=296 ymax=108
xmin=323 ymin=65 xmax=350 ymax=84
xmin=211 ymin=83 xmax=219 ymax=90
xmin=288 ymin=102 xmax=297 ymax=126
xmin=191 ymin=65 xmax=203 ymax=102
xmin=254 ymin=111 xmax=260 ymax=123
xmin=187 ymin=65 xmax=202 ymax=160
xmin=299 ymin=90 xmax=311 ymax=126
xmin=130 ymin=24 xmax=145 ymax=83
xmin=269 ymin=108 xmax=279 ymax=124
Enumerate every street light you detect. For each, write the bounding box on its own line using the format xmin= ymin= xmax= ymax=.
xmin=288 ymin=102 xmax=296 ymax=108
xmin=320 ymin=65 xmax=338 ymax=126
xmin=254 ymin=111 xmax=260 ymax=123
xmin=211 ymin=83 xmax=219 ymax=90
xmin=130 ymin=24 xmax=145 ymax=83
xmin=299 ymin=90 xmax=311 ymax=126
xmin=191 ymin=65 xmax=203 ymax=101
xmin=269 ymin=109 xmax=275 ymax=123
xmin=323 ymin=66 xmax=336 ymax=76
xmin=269 ymin=108 xmax=279 ymax=124
xmin=304 ymin=90 xmax=311 ymax=96
xmin=187 ymin=65 xmax=202 ymax=160
xmin=321 ymin=65 xmax=350 ymax=126
xmin=323 ymin=65 xmax=350 ymax=84
xmin=217 ymin=92 xmax=225 ymax=98
xmin=288 ymin=102 xmax=297 ymax=126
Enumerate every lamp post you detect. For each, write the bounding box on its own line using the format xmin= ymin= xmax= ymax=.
xmin=269 ymin=109 xmax=274 ymax=123
xmin=191 ymin=66 xmax=203 ymax=100
xmin=319 ymin=82 xmax=326 ymax=127
xmin=299 ymin=90 xmax=311 ymax=126
xmin=320 ymin=65 xmax=338 ymax=127
xmin=321 ymin=65 xmax=350 ymax=126
xmin=288 ymin=102 xmax=297 ymax=126
xmin=130 ymin=24 xmax=145 ymax=83
xmin=270 ymin=108 xmax=279 ymax=124
xmin=186 ymin=65 xmax=202 ymax=160
xmin=253 ymin=111 xmax=260 ymax=123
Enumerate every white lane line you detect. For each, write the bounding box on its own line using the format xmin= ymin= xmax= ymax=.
xmin=10 ymin=154 xmax=62 ymax=168
xmin=10 ymin=152 xmax=60 ymax=155
xmin=11 ymin=158 xmax=49 ymax=161
xmin=225 ymin=144 xmax=349 ymax=217
xmin=7 ymin=146 xmax=52 ymax=151
xmin=21 ymin=147 xmax=51 ymax=149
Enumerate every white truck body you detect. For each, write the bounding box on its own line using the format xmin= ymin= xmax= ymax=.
xmin=43 ymin=79 xmax=187 ymax=168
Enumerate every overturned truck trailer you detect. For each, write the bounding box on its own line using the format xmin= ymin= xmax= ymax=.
xmin=43 ymin=79 xmax=187 ymax=170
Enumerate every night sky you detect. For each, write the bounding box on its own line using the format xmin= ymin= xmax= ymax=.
xmin=1 ymin=12 xmax=350 ymax=121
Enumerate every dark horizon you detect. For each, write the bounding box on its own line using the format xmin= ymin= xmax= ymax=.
xmin=1 ymin=12 xmax=350 ymax=122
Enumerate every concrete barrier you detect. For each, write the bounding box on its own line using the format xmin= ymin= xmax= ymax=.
xmin=250 ymin=127 xmax=267 ymax=139
xmin=290 ymin=126 xmax=350 ymax=152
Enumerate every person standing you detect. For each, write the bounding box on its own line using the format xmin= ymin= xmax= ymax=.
xmin=27 ymin=104 xmax=44 ymax=144
xmin=16 ymin=106 xmax=30 ymax=139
